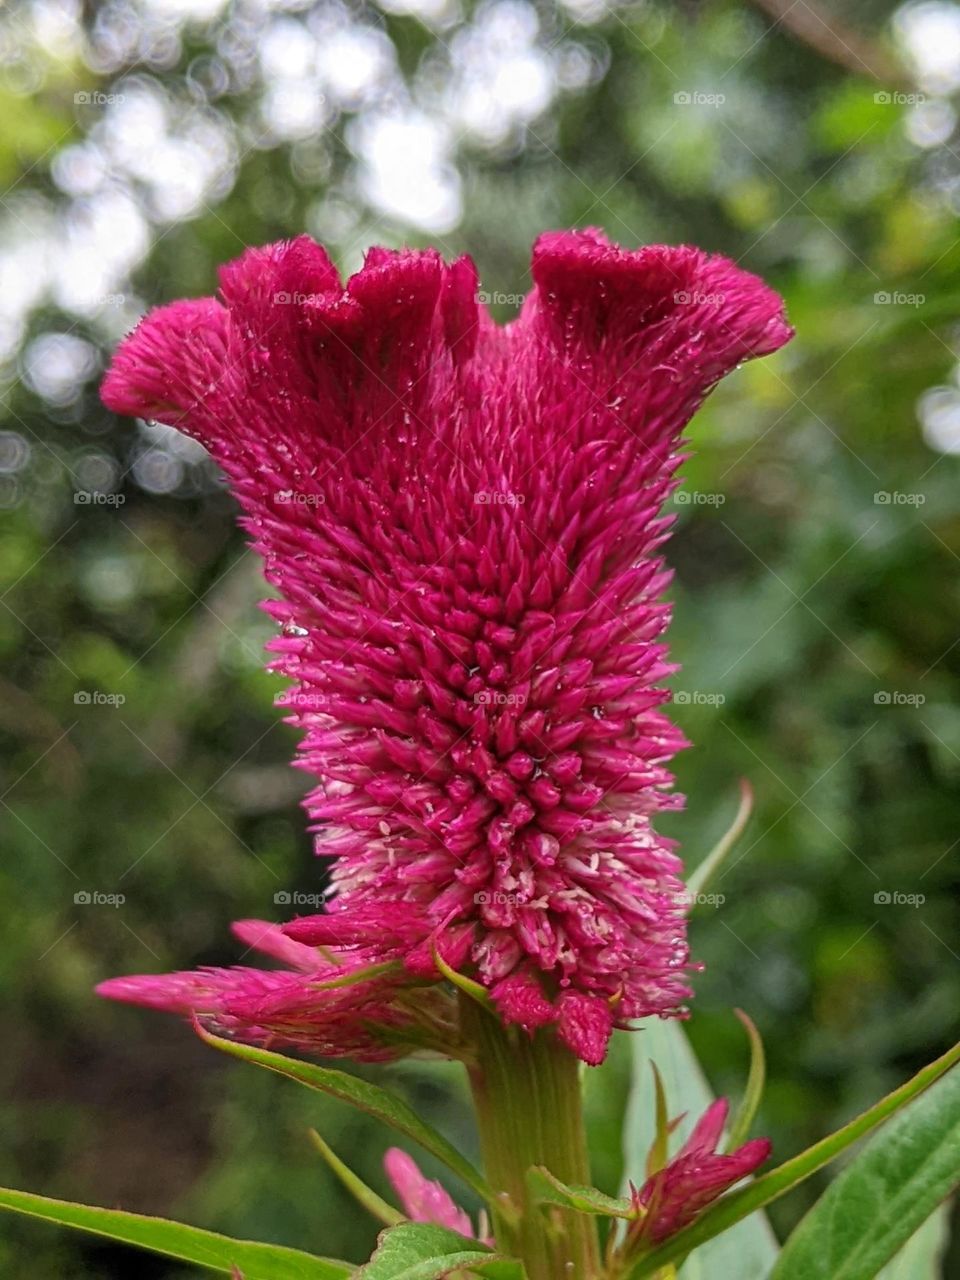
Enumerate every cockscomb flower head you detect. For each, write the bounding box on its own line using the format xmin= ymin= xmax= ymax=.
xmin=101 ymin=230 xmax=790 ymax=1064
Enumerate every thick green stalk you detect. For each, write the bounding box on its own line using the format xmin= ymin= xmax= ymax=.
xmin=461 ymin=994 xmax=602 ymax=1279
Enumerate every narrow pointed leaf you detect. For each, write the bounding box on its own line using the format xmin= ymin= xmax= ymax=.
xmin=646 ymin=1061 xmax=671 ymax=1178
xmin=525 ymin=1167 xmax=633 ymax=1218
xmin=308 ymin=1130 xmax=403 ymax=1227
xmin=626 ymin=1039 xmax=960 ymax=1278
xmin=725 ymin=1010 xmax=766 ymax=1154
xmin=0 ymin=1187 xmax=349 ymax=1279
xmin=687 ymin=780 xmax=753 ymax=899
xmin=623 ymin=1018 xmax=779 ymax=1280
xmin=196 ymin=1027 xmax=490 ymax=1203
xmin=354 ymin=1223 xmax=524 ymax=1279
xmin=769 ymin=1062 xmax=960 ymax=1280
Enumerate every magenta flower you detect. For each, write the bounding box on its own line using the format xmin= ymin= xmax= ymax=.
xmin=630 ymin=1098 xmax=771 ymax=1244
xmin=384 ymin=1148 xmax=486 ymax=1240
xmin=101 ymin=230 xmax=790 ymax=1064
xmin=96 ymin=920 xmax=457 ymax=1061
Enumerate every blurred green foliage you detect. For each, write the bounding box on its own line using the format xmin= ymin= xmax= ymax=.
xmin=1 ymin=0 xmax=959 ymax=1274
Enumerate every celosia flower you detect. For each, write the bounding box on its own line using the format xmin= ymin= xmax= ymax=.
xmin=384 ymin=1148 xmax=487 ymax=1240
xmin=630 ymin=1098 xmax=771 ymax=1244
xmin=101 ymin=230 xmax=790 ymax=1064
xmin=96 ymin=920 xmax=457 ymax=1061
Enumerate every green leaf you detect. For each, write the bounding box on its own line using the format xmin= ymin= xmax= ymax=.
xmin=354 ymin=1223 xmax=525 ymax=1279
xmin=647 ymin=1061 xmax=670 ymax=1177
xmin=626 ymin=1039 xmax=960 ymax=1279
xmin=725 ymin=1010 xmax=766 ymax=1154
xmin=622 ymin=1018 xmax=780 ymax=1280
xmin=875 ymin=1202 xmax=951 ymax=1280
xmin=686 ymin=779 xmax=753 ymax=900
xmin=0 ymin=1186 xmax=350 ymax=1279
xmin=307 ymin=1129 xmax=403 ymax=1227
xmin=769 ymin=1061 xmax=960 ymax=1280
xmin=525 ymin=1166 xmax=633 ymax=1218
xmin=197 ymin=1026 xmax=492 ymax=1205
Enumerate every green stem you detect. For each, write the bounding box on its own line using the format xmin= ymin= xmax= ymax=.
xmin=461 ymin=994 xmax=602 ymax=1279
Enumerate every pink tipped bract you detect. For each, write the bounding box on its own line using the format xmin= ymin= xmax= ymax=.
xmin=100 ymin=229 xmax=791 ymax=1064
xmin=631 ymin=1097 xmax=772 ymax=1242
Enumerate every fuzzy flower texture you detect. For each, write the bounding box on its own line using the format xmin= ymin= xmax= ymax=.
xmin=99 ymin=230 xmax=790 ymax=1066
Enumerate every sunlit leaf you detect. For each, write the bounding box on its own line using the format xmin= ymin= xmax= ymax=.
xmin=525 ymin=1166 xmax=632 ymax=1218
xmin=769 ymin=1062 xmax=960 ymax=1280
xmin=0 ymin=1186 xmax=350 ymax=1279
xmin=354 ymin=1223 xmax=524 ymax=1279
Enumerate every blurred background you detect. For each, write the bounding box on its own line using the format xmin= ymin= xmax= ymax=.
xmin=1 ymin=0 xmax=959 ymax=1274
